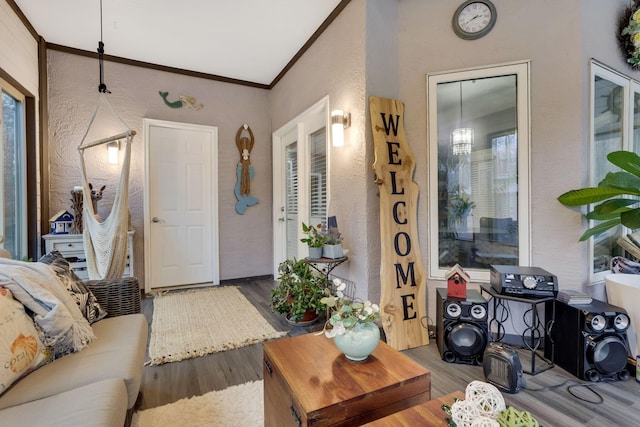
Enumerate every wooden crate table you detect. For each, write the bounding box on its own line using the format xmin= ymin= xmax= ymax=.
xmin=263 ymin=332 xmax=431 ymax=427
xmin=362 ymin=390 xmax=464 ymax=426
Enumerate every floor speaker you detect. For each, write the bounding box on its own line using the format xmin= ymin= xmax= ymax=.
xmin=544 ymin=298 xmax=631 ymax=382
xmin=436 ymin=287 xmax=489 ymax=365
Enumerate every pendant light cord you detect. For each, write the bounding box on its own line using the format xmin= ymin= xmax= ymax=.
xmin=97 ymin=0 xmax=110 ymax=93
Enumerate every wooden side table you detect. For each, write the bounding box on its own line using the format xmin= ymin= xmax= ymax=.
xmin=362 ymin=391 xmax=464 ymax=426
xmin=263 ymin=332 xmax=431 ymax=427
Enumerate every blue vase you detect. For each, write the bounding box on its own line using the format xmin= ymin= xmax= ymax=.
xmin=333 ymin=322 xmax=380 ymax=361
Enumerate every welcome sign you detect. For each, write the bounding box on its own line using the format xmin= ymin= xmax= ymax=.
xmin=369 ymin=96 xmax=429 ymax=351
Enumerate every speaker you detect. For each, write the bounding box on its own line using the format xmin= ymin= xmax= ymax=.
xmin=545 ymin=298 xmax=631 ymax=382
xmin=436 ymin=287 xmax=489 ymax=365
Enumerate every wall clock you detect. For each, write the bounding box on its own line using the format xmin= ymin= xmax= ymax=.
xmin=452 ymin=0 xmax=497 ymax=40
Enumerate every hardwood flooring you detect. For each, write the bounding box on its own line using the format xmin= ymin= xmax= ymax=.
xmin=137 ymin=278 xmax=640 ymax=426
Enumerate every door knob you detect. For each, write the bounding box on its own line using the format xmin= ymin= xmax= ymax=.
xmin=152 ymin=217 xmax=162 ymax=223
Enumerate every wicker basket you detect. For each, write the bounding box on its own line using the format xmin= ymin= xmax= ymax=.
xmin=85 ymin=277 xmax=141 ymax=317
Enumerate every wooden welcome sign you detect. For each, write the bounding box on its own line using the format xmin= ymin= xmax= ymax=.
xmin=369 ymin=96 xmax=429 ymax=351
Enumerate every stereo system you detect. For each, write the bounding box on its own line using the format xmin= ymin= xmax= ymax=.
xmin=490 ymin=265 xmax=558 ymax=298
xmin=545 ymin=298 xmax=631 ymax=382
xmin=483 ymin=342 xmax=523 ymax=394
xmin=436 ymin=288 xmax=489 ymax=365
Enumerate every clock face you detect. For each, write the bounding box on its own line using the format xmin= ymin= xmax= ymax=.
xmin=453 ymin=1 xmax=497 ymax=39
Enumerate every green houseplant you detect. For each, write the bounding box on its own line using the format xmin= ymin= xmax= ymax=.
xmin=270 ymin=258 xmax=326 ymax=323
xmin=557 ymin=150 xmax=640 ymax=240
xmin=300 ymin=222 xmax=325 ymax=259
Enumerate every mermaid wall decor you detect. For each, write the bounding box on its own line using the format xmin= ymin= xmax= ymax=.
xmin=158 ymin=91 xmax=204 ymax=110
xmin=234 ymin=124 xmax=259 ymax=214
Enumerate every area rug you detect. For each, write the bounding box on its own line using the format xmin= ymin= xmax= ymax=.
xmin=132 ymin=380 xmax=263 ymax=427
xmin=147 ymin=286 xmax=287 ymax=365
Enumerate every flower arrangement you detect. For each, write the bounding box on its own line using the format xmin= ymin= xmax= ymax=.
xmin=300 ymin=222 xmax=325 ymax=248
xmin=320 ymin=278 xmax=380 ymax=337
xmin=619 ymin=1 xmax=640 ymax=69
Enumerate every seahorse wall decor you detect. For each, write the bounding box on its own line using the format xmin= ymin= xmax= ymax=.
xmin=158 ymin=91 xmax=204 ymax=110
xmin=234 ymin=124 xmax=259 ymax=214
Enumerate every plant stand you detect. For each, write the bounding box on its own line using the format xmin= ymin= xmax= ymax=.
xmin=304 ymin=256 xmax=348 ymax=287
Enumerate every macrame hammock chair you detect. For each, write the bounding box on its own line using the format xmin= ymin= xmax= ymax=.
xmin=76 ymin=25 xmax=135 ymax=280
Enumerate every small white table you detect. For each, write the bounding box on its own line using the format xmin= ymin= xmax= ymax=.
xmin=42 ymin=231 xmax=134 ymax=280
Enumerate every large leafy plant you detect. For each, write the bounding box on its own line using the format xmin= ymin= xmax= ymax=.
xmin=270 ymin=258 xmax=326 ymax=322
xmin=557 ymin=151 xmax=640 ymax=241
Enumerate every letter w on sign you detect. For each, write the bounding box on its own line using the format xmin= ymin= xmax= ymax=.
xmin=369 ymin=96 xmax=429 ymax=351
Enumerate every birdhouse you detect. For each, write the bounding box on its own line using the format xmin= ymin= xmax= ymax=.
xmin=49 ymin=210 xmax=74 ymax=234
xmin=445 ymin=264 xmax=470 ymax=299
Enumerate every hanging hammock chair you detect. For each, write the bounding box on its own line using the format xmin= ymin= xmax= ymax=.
xmin=77 ymin=93 xmax=135 ymax=280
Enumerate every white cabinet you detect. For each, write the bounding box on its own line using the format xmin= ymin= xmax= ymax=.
xmin=43 ymin=231 xmax=134 ymax=280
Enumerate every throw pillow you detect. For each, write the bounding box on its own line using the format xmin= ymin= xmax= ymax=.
xmin=0 ymin=285 xmax=52 ymax=395
xmin=39 ymin=251 xmax=107 ymax=324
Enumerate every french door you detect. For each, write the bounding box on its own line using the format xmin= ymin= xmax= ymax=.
xmin=0 ymin=78 xmax=26 ymax=259
xmin=272 ymin=97 xmax=329 ymax=273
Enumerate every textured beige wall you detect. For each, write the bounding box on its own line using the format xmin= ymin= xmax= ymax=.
xmin=269 ymin=0 xmax=370 ymax=301
xmin=46 ymin=50 xmax=272 ymax=286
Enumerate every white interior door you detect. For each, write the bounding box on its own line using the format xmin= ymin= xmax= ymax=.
xmin=272 ymin=97 xmax=328 ymax=273
xmin=144 ymin=119 xmax=219 ymax=291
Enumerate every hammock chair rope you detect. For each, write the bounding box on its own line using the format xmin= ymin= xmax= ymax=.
xmin=77 ymin=92 xmax=134 ymax=280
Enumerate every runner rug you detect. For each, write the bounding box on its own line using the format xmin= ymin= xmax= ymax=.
xmin=132 ymin=380 xmax=263 ymax=427
xmin=147 ymin=286 xmax=287 ymax=366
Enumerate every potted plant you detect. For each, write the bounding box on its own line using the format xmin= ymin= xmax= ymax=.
xmin=300 ymin=222 xmax=325 ymax=259
xmin=270 ymin=258 xmax=327 ymax=324
xmin=322 ymin=225 xmax=344 ymax=259
xmin=557 ymin=151 xmax=640 ymax=241
xmin=320 ymin=278 xmax=381 ymax=361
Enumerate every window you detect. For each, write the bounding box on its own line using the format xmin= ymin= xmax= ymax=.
xmin=427 ymin=62 xmax=531 ymax=282
xmin=589 ymin=61 xmax=640 ymax=284
xmin=0 ymin=78 xmax=27 ymax=260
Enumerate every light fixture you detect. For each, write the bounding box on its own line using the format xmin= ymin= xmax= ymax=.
xmin=331 ymin=110 xmax=351 ymax=147
xmin=107 ymin=140 xmax=120 ymax=164
xmin=450 ymin=81 xmax=474 ymax=155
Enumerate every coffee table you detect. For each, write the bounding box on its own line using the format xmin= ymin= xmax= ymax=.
xmin=362 ymin=390 xmax=464 ymax=426
xmin=263 ymin=332 xmax=431 ymax=426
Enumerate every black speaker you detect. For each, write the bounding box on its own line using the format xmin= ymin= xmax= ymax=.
xmin=436 ymin=288 xmax=489 ymax=365
xmin=545 ymin=298 xmax=631 ymax=382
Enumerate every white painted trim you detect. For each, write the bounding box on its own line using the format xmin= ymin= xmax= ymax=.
xmin=426 ymin=61 xmax=532 ymax=282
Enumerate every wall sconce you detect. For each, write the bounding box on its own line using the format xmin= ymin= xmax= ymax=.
xmin=107 ymin=140 xmax=120 ymax=164
xmin=331 ymin=110 xmax=351 ymax=147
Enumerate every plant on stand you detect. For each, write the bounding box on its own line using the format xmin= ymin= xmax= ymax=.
xmin=322 ymin=225 xmax=344 ymax=259
xmin=300 ymin=222 xmax=325 ymax=259
xmin=270 ymin=258 xmax=326 ymax=324
xmin=320 ymin=278 xmax=381 ymax=361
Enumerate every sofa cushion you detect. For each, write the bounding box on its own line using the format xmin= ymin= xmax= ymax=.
xmin=0 ymin=378 xmax=127 ymax=427
xmin=0 ymin=286 xmax=52 ymax=396
xmin=0 ymin=313 xmax=147 ymax=410
xmin=39 ymin=250 xmax=107 ymax=324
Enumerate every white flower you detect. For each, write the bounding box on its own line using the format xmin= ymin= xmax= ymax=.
xmin=325 ymin=320 xmax=345 ymax=338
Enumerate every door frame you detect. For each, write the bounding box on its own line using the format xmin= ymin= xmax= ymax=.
xmin=143 ymin=118 xmax=219 ymax=292
xmin=272 ymin=96 xmax=329 ymax=275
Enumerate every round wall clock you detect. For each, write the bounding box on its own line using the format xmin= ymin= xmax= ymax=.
xmin=452 ymin=0 xmax=497 ymax=40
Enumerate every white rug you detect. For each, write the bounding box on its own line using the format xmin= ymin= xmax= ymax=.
xmin=147 ymin=286 xmax=287 ymax=366
xmin=132 ymin=380 xmax=263 ymax=427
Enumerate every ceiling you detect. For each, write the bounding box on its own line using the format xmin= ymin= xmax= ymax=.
xmin=13 ymin=0 xmax=344 ymax=86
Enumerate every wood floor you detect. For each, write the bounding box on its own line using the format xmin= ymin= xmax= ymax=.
xmin=137 ymin=278 xmax=640 ymax=426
